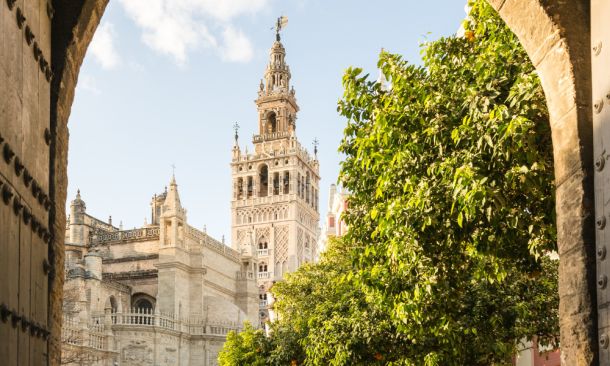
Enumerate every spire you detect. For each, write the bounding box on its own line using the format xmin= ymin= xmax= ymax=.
xmin=170 ymin=164 xmax=177 ymax=185
xmin=254 ymin=19 xmax=299 ymax=141
xmin=162 ymin=174 xmax=185 ymax=219
xmin=71 ymin=188 xmax=86 ymax=211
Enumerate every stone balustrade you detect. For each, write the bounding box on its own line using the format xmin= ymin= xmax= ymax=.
xmin=83 ymin=308 xmax=243 ymax=337
xmin=90 ymin=226 xmax=160 ymax=245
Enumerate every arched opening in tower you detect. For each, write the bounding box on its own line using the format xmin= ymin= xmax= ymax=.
xmin=259 ymin=164 xmax=269 ymax=197
xmin=267 ymin=112 xmax=277 ymax=134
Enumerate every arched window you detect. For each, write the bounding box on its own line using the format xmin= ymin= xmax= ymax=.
xmin=273 ymin=172 xmax=280 ymax=195
xmin=283 ymin=171 xmax=290 ymax=194
xmin=247 ymin=176 xmax=253 ymax=198
xmin=134 ymin=298 xmax=153 ymax=310
xmin=237 ymin=177 xmax=244 ymax=199
xmin=109 ymin=296 xmax=117 ymax=313
xmin=258 ymin=241 xmax=268 ymax=250
xmin=259 ymin=262 xmax=268 ymax=273
xmin=132 ymin=293 xmax=155 ymax=325
xmin=267 ymin=112 xmax=277 ymax=134
xmin=259 ymin=165 xmax=269 ymax=197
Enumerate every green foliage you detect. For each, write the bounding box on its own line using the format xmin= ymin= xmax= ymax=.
xmin=219 ymin=1 xmax=559 ymax=364
xmin=338 ymin=0 xmax=558 ymax=364
xmin=218 ymin=322 xmax=269 ymax=366
xmin=271 ymin=237 xmax=408 ymax=365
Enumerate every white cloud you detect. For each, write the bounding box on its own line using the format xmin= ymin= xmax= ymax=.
xmin=77 ymin=74 xmax=101 ymax=95
xmin=118 ymin=0 xmax=269 ymax=65
xmin=89 ymin=22 xmax=121 ymax=69
xmin=220 ymin=26 xmax=254 ymax=63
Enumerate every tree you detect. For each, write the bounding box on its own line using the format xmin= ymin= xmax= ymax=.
xmin=337 ymin=0 xmax=558 ymax=364
xmin=217 ymin=1 xmax=559 ymax=364
xmin=218 ymin=322 xmax=270 ymax=366
xmin=270 ymin=237 xmax=407 ymax=366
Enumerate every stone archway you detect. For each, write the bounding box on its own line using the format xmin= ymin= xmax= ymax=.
xmin=487 ymin=1 xmax=595 ymax=365
xmin=0 ymin=0 xmax=597 ymax=365
xmin=43 ymin=1 xmax=600 ymax=365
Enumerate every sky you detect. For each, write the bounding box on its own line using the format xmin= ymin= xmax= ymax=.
xmin=67 ymin=0 xmax=467 ymax=241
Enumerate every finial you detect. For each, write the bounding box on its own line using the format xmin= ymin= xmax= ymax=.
xmin=313 ymin=138 xmax=319 ymax=158
xmin=222 ymin=235 xmax=225 ymax=244
xmin=171 ymin=164 xmax=176 ymax=183
xmin=203 ymin=225 xmax=207 ymax=233
xmin=76 ymin=189 xmax=81 ymax=199
xmin=233 ymin=122 xmax=240 ymax=144
xmin=108 ymin=215 xmax=112 ymax=226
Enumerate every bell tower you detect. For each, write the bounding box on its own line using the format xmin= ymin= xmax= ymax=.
xmin=230 ymin=18 xmax=320 ymax=327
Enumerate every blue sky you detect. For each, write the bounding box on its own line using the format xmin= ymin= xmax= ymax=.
xmin=68 ymin=0 xmax=466 ymax=240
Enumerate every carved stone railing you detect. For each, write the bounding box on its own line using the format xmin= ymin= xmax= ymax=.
xmin=253 ymin=131 xmax=291 ymax=143
xmin=89 ymin=308 xmax=244 ymax=336
xmin=258 ymin=272 xmax=271 ymax=279
xmin=62 ymin=316 xmax=110 ymax=351
xmin=90 ymin=226 xmax=160 ymax=245
xmin=186 ymin=225 xmax=241 ymax=262
xmin=257 ymin=249 xmax=269 ymax=257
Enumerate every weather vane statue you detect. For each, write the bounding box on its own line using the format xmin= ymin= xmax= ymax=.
xmin=233 ymin=122 xmax=240 ymax=144
xmin=275 ymin=15 xmax=288 ymax=41
xmin=313 ymin=138 xmax=319 ymax=158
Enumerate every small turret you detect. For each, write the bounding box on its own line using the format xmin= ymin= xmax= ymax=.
xmin=70 ymin=189 xmax=86 ymax=224
xmin=159 ymin=175 xmax=187 ymax=247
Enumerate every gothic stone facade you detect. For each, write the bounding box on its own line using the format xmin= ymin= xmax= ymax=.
xmin=230 ymin=36 xmax=320 ymax=324
xmin=62 ymin=178 xmax=259 ymax=366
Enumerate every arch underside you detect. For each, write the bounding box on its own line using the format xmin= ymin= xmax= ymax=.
xmin=488 ymin=0 xmax=595 ymax=365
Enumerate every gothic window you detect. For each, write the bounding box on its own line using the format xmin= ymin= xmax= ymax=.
xmin=259 ymin=165 xmax=269 ymax=197
xmin=259 ymin=262 xmax=268 ymax=273
xmin=273 ymin=172 xmax=280 ymax=195
xmin=283 ymin=171 xmax=290 ymax=194
xmin=259 ymin=241 xmax=268 ymax=249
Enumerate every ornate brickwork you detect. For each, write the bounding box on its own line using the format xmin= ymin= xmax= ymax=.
xmin=274 ymin=225 xmax=289 ymax=263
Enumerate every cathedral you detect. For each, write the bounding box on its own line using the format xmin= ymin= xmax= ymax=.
xmin=61 ymin=30 xmax=320 ymax=365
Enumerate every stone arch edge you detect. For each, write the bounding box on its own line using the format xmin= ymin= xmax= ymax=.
xmin=487 ymin=1 xmax=596 ymax=365
xmin=48 ymin=1 xmax=109 ymax=365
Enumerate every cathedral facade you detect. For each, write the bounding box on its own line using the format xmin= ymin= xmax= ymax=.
xmin=62 ymin=179 xmax=259 ymax=366
xmin=230 ymin=33 xmax=320 ymax=324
